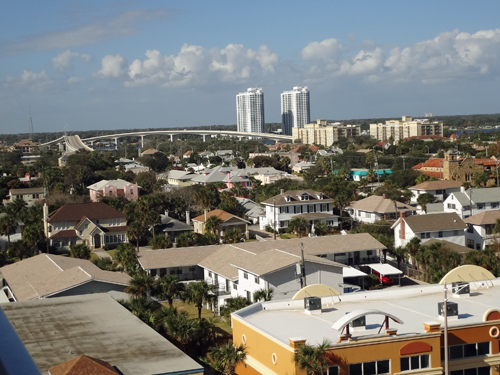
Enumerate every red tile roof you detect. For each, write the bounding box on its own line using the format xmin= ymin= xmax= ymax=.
xmin=48 ymin=355 xmax=118 ymax=375
xmin=420 ymin=171 xmax=443 ymax=178
xmin=48 ymin=202 xmax=125 ymax=223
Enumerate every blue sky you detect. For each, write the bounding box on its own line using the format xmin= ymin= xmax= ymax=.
xmin=1 ymin=1 xmax=500 ymax=134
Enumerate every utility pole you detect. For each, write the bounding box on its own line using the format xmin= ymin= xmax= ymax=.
xmin=469 ymin=187 xmax=473 ymax=217
xmin=443 ymin=282 xmax=449 ymax=375
xmin=497 ymin=160 xmax=499 ymax=187
xmin=300 ymin=243 xmax=306 ymax=288
xmin=273 ymin=197 xmax=277 ymax=240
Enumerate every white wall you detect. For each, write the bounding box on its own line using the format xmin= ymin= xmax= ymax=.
xmin=394 ymin=220 xmax=465 ymax=247
xmin=260 ymin=202 xmax=334 ymax=229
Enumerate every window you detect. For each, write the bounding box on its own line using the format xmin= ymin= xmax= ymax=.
xmin=492 ymin=202 xmax=499 ymax=209
xmin=436 ymin=189 xmax=443 ymax=194
xmin=208 ymin=271 xmax=212 ymax=278
xmin=467 ymin=239 xmax=474 ymax=249
xmin=189 ymin=267 xmax=196 ymax=272
xmin=176 ymin=268 xmax=182 ymax=274
xmin=454 ymin=230 xmax=459 ymax=236
xmin=255 ymin=276 xmax=259 ymax=284
xmin=485 ymin=225 xmax=495 ymax=235
xmin=170 ymin=269 xmax=176 ymax=275
xmin=477 ymin=203 xmax=485 ymax=210
xmin=447 ymin=342 xmax=490 ymax=360
xmin=448 ymin=203 xmax=456 ymax=209
xmin=233 ymin=282 xmax=238 ymax=290
xmin=400 ymin=354 xmax=429 ymax=372
xmin=450 ymin=367 xmax=490 ymax=375
xmin=328 ymin=366 xmax=339 ymax=375
xmin=349 ymin=360 xmax=390 ymax=375
xmin=463 ymin=205 xmax=470 ymax=211
xmin=243 ymin=272 xmax=248 ymax=279
xmin=246 ymin=291 xmax=251 ymax=301
xmin=130 ymin=189 xmax=134 ymax=195
xmin=438 ymin=231 xmax=443 ymax=238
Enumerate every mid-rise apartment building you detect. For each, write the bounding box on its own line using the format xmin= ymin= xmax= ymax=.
xmin=370 ymin=116 xmax=443 ymax=141
xmin=281 ymin=86 xmax=310 ymax=135
xmin=292 ymin=119 xmax=361 ymax=146
xmin=236 ymin=88 xmax=265 ymax=133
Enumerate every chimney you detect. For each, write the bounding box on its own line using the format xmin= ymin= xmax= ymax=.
xmin=204 ymin=209 xmax=208 ymax=222
xmin=186 ymin=211 xmax=190 ymax=225
xmin=383 ymin=193 xmax=387 ymax=199
xmin=164 ymin=210 xmax=169 ymax=217
xmin=423 ymin=322 xmax=441 ymax=333
xmin=400 ymin=212 xmax=406 ymax=239
xmin=280 ymin=189 xmax=284 ymax=195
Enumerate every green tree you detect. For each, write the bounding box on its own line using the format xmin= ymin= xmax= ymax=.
xmin=154 ymin=274 xmax=185 ymax=306
xmin=223 ymin=228 xmax=243 ymax=244
xmin=205 ymin=215 xmax=223 ymax=236
xmin=0 ymin=214 xmax=18 ymax=250
xmin=127 ymin=221 xmax=147 ymax=252
xmin=114 ymin=243 xmax=140 ymax=275
xmin=202 ymin=342 xmax=247 ymax=375
xmin=7 ymin=240 xmax=35 ymax=260
xmin=253 ymin=288 xmax=274 ymax=302
xmin=390 ymin=246 xmax=407 ymax=270
xmin=220 ymin=297 xmax=252 ymax=317
xmin=126 ymin=270 xmax=155 ymax=298
xmin=313 ymin=221 xmax=329 ymax=236
xmin=182 ymin=280 xmax=216 ymax=320
xmin=406 ymin=237 xmax=421 ymax=270
xmin=176 ymin=232 xmax=199 ymax=247
xmin=293 ymin=339 xmax=335 ymax=375
xmin=69 ymin=243 xmax=91 ymax=260
xmin=149 ymin=233 xmax=172 ymax=249
xmin=474 ymin=172 xmax=490 ymax=188
xmin=416 ymin=193 xmax=436 ymax=214
xmin=289 ymin=217 xmax=309 ymax=237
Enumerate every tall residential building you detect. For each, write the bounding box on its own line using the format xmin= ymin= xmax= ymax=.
xmin=236 ymin=88 xmax=265 ymax=133
xmin=292 ymin=119 xmax=361 ymax=146
xmin=281 ymin=86 xmax=310 ymax=135
xmin=370 ymin=116 xmax=444 ymax=141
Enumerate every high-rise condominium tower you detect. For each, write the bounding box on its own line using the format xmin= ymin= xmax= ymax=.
xmin=281 ymin=86 xmax=310 ymax=136
xmin=236 ymin=88 xmax=265 ymax=133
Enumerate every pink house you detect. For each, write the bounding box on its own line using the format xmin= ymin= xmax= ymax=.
xmin=87 ymin=179 xmax=140 ymax=202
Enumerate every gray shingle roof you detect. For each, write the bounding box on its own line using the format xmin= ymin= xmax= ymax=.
xmin=403 ymin=212 xmax=467 ymax=233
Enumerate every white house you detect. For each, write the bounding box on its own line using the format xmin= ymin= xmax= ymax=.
xmin=443 ymin=187 xmax=500 ymax=219
xmin=463 ymin=210 xmax=500 ymax=250
xmin=259 ymin=189 xmax=338 ymax=230
xmin=409 ymin=180 xmax=462 ymax=204
xmin=348 ymin=194 xmax=415 ymax=224
xmin=392 ymin=212 xmax=467 ymax=248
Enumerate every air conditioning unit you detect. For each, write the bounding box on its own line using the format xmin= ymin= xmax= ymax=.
xmin=304 ymin=297 xmax=322 ymax=315
xmin=438 ymin=301 xmax=459 ymax=321
xmin=347 ymin=312 xmax=366 ymax=331
xmin=452 ymin=282 xmax=470 ymax=298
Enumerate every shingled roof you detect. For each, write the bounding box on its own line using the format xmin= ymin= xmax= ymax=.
xmin=1 ymin=254 xmax=131 ymax=301
xmin=48 ymin=202 xmax=125 ymax=223
xmin=48 ymin=355 xmax=118 ymax=375
xmin=349 ymin=195 xmax=414 ymax=214
xmin=261 ymin=189 xmax=333 ymax=206
xmin=401 ymin=212 xmax=467 ymax=233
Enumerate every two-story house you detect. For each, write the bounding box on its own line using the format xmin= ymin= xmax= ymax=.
xmin=444 ymin=187 xmax=500 ymax=219
xmin=87 ymin=179 xmax=140 ymax=202
xmin=348 ymin=194 xmax=415 ymax=224
xmin=463 ymin=211 xmax=500 ymax=250
xmin=192 ymin=209 xmax=250 ymax=239
xmin=44 ymin=202 xmax=128 ymax=250
xmin=259 ymin=189 xmax=338 ymax=230
xmin=2 ymin=187 xmax=46 ymax=206
xmin=392 ymin=212 xmax=467 ymax=248
xmin=409 ymin=180 xmax=462 ymax=204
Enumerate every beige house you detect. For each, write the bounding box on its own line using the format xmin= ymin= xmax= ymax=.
xmin=292 ymin=119 xmax=361 ymax=146
xmin=166 ymin=170 xmax=195 ymax=186
xmin=44 ymin=202 xmax=128 ymax=249
xmin=3 ymin=187 xmax=46 ymax=206
xmin=192 ymin=209 xmax=250 ymax=239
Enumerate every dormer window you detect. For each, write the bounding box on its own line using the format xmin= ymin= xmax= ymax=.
xmin=285 ymin=195 xmax=292 ymax=202
xmin=300 ymin=194 xmax=310 ymax=201
xmin=317 ymin=193 xmax=324 ymax=200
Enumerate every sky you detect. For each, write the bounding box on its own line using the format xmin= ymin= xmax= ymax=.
xmin=1 ymin=1 xmax=500 ymax=134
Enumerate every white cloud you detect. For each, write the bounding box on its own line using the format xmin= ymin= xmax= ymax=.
xmin=96 ymin=54 xmax=128 ymax=78
xmin=4 ymin=70 xmax=53 ymax=92
xmin=52 ymin=49 xmax=92 ymax=71
xmin=123 ymin=43 xmax=280 ymax=88
xmin=67 ymin=76 xmax=85 ymax=84
xmin=4 ymin=9 xmax=170 ymax=55
xmin=301 ymin=38 xmax=343 ymax=61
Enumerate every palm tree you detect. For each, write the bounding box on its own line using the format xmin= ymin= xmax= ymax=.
xmin=203 ymin=342 xmax=247 ymax=375
xmin=389 ymin=246 xmax=407 ymax=270
xmin=313 ymin=221 xmax=329 ymax=236
xmin=149 ymin=233 xmax=172 ymax=249
xmin=205 ymin=215 xmax=223 ymax=236
xmin=176 ymin=232 xmax=199 ymax=247
xmin=417 ymin=193 xmax=436 ymax=214
xmin=0 ymin=214 xmax=18 ymax=250
xmin=293 ymin=339 xmax=335 ymax=375
xmin=154 ymin=274 xmax=185 ymax=306
xmin=406 ymin=237 xmax=421 ymax=270
xmin=223 ymin=228 xmax=242 ymax=244
xmin=220 ymin=297 xmax=251 ymax=317
xmin=8 ymin=240 xmax=34 ymax=260
xmin=127 ymin=221 xmax=146 ymax=252
xmin=253 ymin=288 xmax=274 ymax=302
xmin=289 ymin=217 xmax=309 ymax=238
xmin=126 ymin=270 xmax=156 ymax=298
xmin=114 ymin=243 xmax=140 ymax=275
xmin=182 ymin=280 xmax=216 ymax=320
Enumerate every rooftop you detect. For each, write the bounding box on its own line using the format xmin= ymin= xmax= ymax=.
xmin=410 ymin=180 xmax=462 ymax=190
xmin=0 ymin=254 xmax=131 ymax=301
xmin=1 ymin=294 xmax=204 ymax=375
xmin=192 ymin=209 xmax=249 ymax=224
xmin=464 ymin=210 xmax=500 ymax=226
xmin=87 ymin=179 xmax=138 ymax=191
xmin=261 ymin=189 xmax=333 ymax=206
xmin=349 ymin=195 xmax=414 ymax=214
xmin=233 ymin=278 xmax=500 ymax=347
xmin=48 ymin=202 xmax=126 ymax=223
xmin=400 ymin=212 xmax=467 ymax=232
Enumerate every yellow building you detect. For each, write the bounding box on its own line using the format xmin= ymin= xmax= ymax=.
xmin=370 ymin=116 xmax=443 ymax=141
xmin=232 ymin=274 xmax=500 ymax=375
xmin=192 ymin=209 xmax=250 ymax=238
xmin=292 ymin=120 xmax=361 ymax=147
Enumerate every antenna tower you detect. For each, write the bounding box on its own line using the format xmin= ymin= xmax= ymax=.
xmin=28 ymin=106 xmax=34 ymax=139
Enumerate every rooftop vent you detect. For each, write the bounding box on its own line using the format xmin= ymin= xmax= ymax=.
xmin=304 ymin=297 xmax=322 ymax=315
xmin=438 ymin=301 xmax=458 ymax=321
xmin=452 ymin=282 xmax=470 ymax=298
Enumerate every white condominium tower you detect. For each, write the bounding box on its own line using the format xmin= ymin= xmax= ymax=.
xmin=281 ymin=86 xmax=310 ymax=135
xmin=236 ymin=88 xmax=265 ymax=133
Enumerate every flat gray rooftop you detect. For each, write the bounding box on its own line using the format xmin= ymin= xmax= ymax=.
xmin=234 ymin=279 xmax=500 ymax=347
xmin=1 ymin=294 xmax=203 ymax=375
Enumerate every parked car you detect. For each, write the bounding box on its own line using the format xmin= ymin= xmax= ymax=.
xmin=372 ymin=270 xmax=393 ymax=285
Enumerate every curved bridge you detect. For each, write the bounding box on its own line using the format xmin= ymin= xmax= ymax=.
xmin=40 ymin=129 xmax=292 ymax=151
